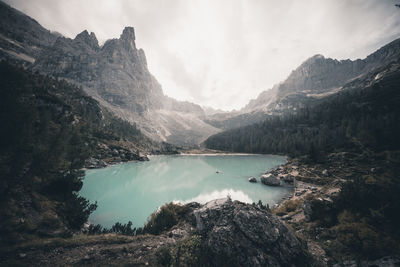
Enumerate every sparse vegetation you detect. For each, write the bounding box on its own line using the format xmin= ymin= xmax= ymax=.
xmin=88 ymin=221 xmax=139 ymax=236
xmin=143 ymin=203 xmax=189 ymax=235
xmin=156 ymin=235 xmax=208 ymax=267
xmin=273 ymin=199 xmax=302 ymax=216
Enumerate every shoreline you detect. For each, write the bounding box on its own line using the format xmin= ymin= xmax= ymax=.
xmin=178 ymin=152 xmax=279 ymax=156
xmin=267 ymin=151 xmax=400 ymax=265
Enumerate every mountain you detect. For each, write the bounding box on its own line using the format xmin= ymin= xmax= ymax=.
xmin=1 ymin=1 xmax=400 ymax=145
xmin=205 ymin=38 xmax=400 ymax=130
xmin=33 ymin=27 xmax=163 ymax=114
xmin=205 ymin=58 xmax=400 ymax=155
xmin=244 ymin=38 xmax=400 ymax=113
xmin=32 ymin=27 xmax=220 ymax=145
xmin=0 ymin=1 xmax=57 ymax=64
xmin=0 ymin=2 xmax=219 ymax=146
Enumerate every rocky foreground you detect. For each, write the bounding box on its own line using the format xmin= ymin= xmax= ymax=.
xmin=1 ymin=198 xmax=310 ymax=266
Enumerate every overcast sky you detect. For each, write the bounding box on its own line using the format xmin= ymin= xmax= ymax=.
xmin=5 ymin=0 xmax=400 ymax=110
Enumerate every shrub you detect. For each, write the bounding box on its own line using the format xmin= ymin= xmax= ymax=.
xmin=59 ymin=193 xmax=97 ymax=230
xmin=273 ymin=199 xmax=302 ymax=215
xmin=88 ymin=221 xmax=138 ymax=236
xmin=143 ymin=203 xmax=189 ymax=235
xmin=321 ymin=210 xmax=398 ymax=260
xmin=156 ymin=246 xmax=172 ymax=266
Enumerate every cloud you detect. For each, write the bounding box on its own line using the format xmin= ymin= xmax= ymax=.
xmin=5 ymin=0 xmax=400 ymax=110
xmin=173 ymin=188 xmax=253 ymax=204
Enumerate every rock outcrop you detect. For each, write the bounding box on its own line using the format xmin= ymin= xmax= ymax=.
xmin=261 ymin=173 xmax=281 ymax=186
xmin=188 ymin=198 xmax=309 ymax=266
xmin=83 ymin=143 xmax=151 ymax=168
xmin=302 ymin=197 xmax=336 ymax=225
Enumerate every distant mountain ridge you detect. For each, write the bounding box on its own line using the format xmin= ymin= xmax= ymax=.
xmin=205 ymin=58 xmax=400 ymax=155
xmin=244 ymin=38 xmax=400 ymax=112
xmin=205 ymin=37 xmax=400 ymax=130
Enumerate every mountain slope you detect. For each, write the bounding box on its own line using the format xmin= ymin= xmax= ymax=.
xmin=0 ymin=1 xmax=57 ymax=64
xmin=0 ymin=2 xmax=219 ymax=146
xmin=244 ymin=38 xmax=400 ymax=113
xmin=205 ymin=60 xmax=400 ymax=155
xmin=31 ymin=26 xmax=221 ymax=145
xmin=205 ymin=38 xmax=400 ymax=130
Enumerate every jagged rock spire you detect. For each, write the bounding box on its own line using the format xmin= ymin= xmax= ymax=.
xmin=74 ymin=30 xmax=99 ymax=50
xmin=120 ymin=26 xmax=136 ymax=50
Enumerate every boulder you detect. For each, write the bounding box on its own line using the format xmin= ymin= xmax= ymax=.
xmin=139 ymin=155 xmax=149 ymax=161
xmin=260 ymin=173 xmax=281 ymax=186
xmin=112 ymin=149 xmax=119 ymax=156
xmin=84 ymin=157 xmax=107 ymax=168
xmin=189 ymin=198 xmax=309 ymax=266
xmin=302 ymin=198 xmax=335 ymax=225
xmin=248 ymin=177 xmax=257 ymax=183
xmin=282 ymin=175 xmax=294 ymax=184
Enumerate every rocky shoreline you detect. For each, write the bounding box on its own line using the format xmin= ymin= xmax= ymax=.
xmin=268 ymin=152 xmax=400 ymax=266
xmin=84 ymin=142 xmax=150 ymax=169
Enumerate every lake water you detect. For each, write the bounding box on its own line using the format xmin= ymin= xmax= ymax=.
xmin=80 ymin=154 xmax=291 ymax=228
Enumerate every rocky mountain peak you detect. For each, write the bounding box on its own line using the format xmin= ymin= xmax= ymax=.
xmin=74 ymin=30 xmax=99 ymax=50
xmin=120 ymin=26 xmax=136 ymax=50
xmin=365 ymin=38 xmax=400 ymax=65
xmin=297 ymin=54 xmax=333 ymax=71
xmin=0 ymin=3 xmax=220 ymax=146
xmin=306 ymin=54 xmax=325 ymax=62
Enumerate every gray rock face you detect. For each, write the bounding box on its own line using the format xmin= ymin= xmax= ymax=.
xmin=210 ymin=38 xmax=400 ymax=130
xmin=0 ymin=1 xmax=57 ymax=64
xmin=189 ymin=198 xmax=309 ymax=266
xmin=206 ymin=39 xmax=400 ymax=131
xmin=0 ymin=2 xmax=220 ymax=146
xmin=244 ymin=39 xmax=400 ymax=115
xmin=33 ymin=27 xmax=163 ymax=114
xmin=260 ymin=173 xmax=281 ymax=186
xmin=30 ymin=27 xmax=220 ymax=145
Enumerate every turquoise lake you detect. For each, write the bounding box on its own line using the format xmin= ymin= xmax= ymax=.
xmin=80 ymin=154 xmax=291 ymax=228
